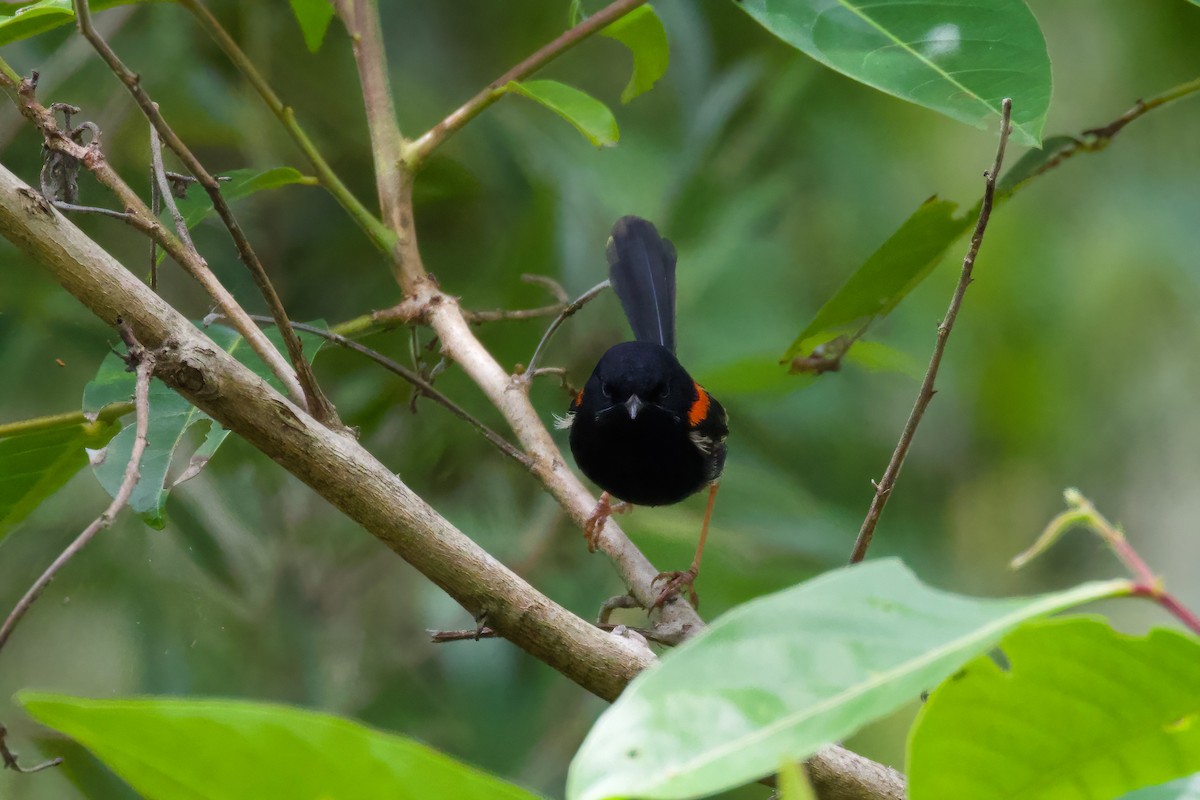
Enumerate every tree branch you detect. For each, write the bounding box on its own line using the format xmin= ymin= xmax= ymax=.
xmin=333 ymin=0 xmax=424 ymax=288
xmin=176 ymin=0 xmax=397 ymax=255
xmin=73 ymin=0 xmax=337 ymax=425
xmin=0 ymin=161 xmax=651 ymax=700
xmin=850 ymin=99 xmax=1014 ymax=564
xmin=0 ymin=159 xmax=903 ymax=800
xmin=247 ymin=316 xmax=533 ymax=470
xmin=1 ymin=69 xmax=305 ymax=414
xmin=405 ymin=0 xmax=649 ymax=168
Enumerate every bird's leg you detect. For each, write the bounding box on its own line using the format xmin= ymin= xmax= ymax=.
xmin=652 ymin=481 xmax=719 ymax=609
xmin=583 ymin=492 xmax=630 ymax=553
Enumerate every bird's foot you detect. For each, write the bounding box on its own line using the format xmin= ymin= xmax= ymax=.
xmin=651 ymin=567 xmax=699 ymax=610
xmin=583 ymin=493 xmax=630 ymax=553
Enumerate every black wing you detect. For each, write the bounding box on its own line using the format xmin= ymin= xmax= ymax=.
xmin=606 ymin=216 xmax=677 ymax=354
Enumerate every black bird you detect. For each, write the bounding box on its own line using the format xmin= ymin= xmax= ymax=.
xmin=559 ymin=216 xmax=728 ymax=608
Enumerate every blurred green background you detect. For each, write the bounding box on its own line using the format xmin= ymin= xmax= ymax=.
xmin=1 ymin=1 xmax=1198 ymax=798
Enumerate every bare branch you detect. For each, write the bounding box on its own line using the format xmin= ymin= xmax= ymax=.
xmin=850 ymin=99 xmax=1014 ymax=564
xmin=0 ymin=140 xmax=903 ymax=800
xmin=333 ymin=0 xmax=424 ymax=288
xmin=177 ymin=0 xmax=397 ymax=254
xmin=523 ymin=280 xmax=610 ymax=378
xmin=0 ymin=320 xmax=154 ymax=655
xmin=5 ymin=72 xmax=305 ymax=413
xmin=406 ymin=0 xmax=649 ymax=167
xmin=247 ymin=316 xmax=532 ymax=470
xmin=73 ymin=0 xmax=337 ymax=425
xmin=1 ymin=723 xmax=62 ymax=774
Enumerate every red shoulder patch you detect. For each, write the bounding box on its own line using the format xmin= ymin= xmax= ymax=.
xmin=688 ymin=382 xmax=710 ymax=427
xmin=574 ymin=388 xmax=584 ymax=407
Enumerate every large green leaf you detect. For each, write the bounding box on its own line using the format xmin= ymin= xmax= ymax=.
xmin=567 ymin=559 xmax=1128 ymax=800
xmin=0 ymin=416 xmax=120 ymax=544
xmin=83 ymin=322 xmax=325 ymax=529
xmin=170 ymin=167 xmax=317 ymax=231
xmin=287 ymin=0 xmax=335 ymax=52
xmin=783 ymin=196 xmax=971 ymax=362
xmin=504 ymin=80 xmax=620 ymax=147
xmin=735 ymin=0 xmax=1051 ymax=146
xmin=908 ymin=618 xmax=1200 ymax=800
xmin=601 ymin=5 xmax=670 ymax=104
xmin=0 ymin=0 xmax=153 ymax=47
xmin=19 ymin=694 xmax=543 ymax=800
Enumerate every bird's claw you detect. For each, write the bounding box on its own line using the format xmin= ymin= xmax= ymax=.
xmin=651 ymin=567 xmax=699 ymax=610
xmin=583 ymin=494 xmax=629 ymax=553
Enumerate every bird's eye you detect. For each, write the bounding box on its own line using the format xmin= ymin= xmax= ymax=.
xmin=655 ymin=381 xmax=670 ymax=401
xmin=600 ymin=381 xmax=612 ymax=398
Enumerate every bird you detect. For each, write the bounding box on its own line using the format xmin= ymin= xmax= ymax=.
xmin=557 ymin=215 xmax=728 ymax=608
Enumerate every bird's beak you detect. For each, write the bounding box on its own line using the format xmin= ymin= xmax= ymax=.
xmin=624 ymin=394 xmax=644 ymax=420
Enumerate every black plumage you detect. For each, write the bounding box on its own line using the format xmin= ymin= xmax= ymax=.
xmin=562 ymin=216 xmax=728 ymax=607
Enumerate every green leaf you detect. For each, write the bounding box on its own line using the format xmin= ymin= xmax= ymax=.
xmin=907 ymin=618 xmax=1200 ymax=800
xmin=0 ymin=0 xmax=153 ymax=47
xmin=503 ymin=80 xmax=619 ymax=147
xmin=908 ymin=618 xmax=1200 ymax=800
xmin=287 ymin=0 xmax=334 ymax=52
xmin=843 ymin=339 xmax=923 ymax=377
xmin=171 ymin=167 xmax=317 ymax=231
xmin=700 ymin=354 xmax=813 ymax=396
xmin=996 ymin=135 xmax=1079 ymax=197
xmin=735 ymin=0 xmax=1051 ymax=146
xmin=19 ymin=694 xmax=544 ymax=800
xmin=601 ymin=6 xmax=670 ymax=104
xmin=567 ymin=559 xmax=1128 ymax=800
xmin=0 ymin=417 xmax=120 ymax=544
xmin=782 ymin=196 xmax=971 ymax=362
xmin=1121 ymin=775 xmax=1200 ymax=800
xmin=83 ymin=322 xmax=325 ymax=528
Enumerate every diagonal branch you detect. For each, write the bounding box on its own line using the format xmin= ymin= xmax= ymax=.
xmin=850 ymin=99 xmax=1014 ymax=564
xmin=406 ymin=0 xmax=649 ymax=168
xmin=73 ymin=0 xmax=337 ymax=425
xmin=0 ymin=69 xmax=303 ymax=412
xmin=177 ymin=0 xmax=398 ymax=255
xmin=248 ymin=316 xmax=532 ymax=470
xmin=0 ymin=155 xmax=903 ymax=800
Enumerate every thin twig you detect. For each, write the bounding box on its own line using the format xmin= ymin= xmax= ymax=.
xmin=1015 ymin=491 xmax=1200 ymax=637
xmin=1014 ymin=77 xmax=1200 ymax=189
xmin=148 ymin=119 xmax=197 ymax=252
xmin=850 ymin=99 xmax=1014 ymax=564
xmin=523 ymin=280 xmax=610 ymax=378
xmin=74 ymin=0 xmax=335 ymax=424
xmin=176 ymin=0 xmax=396 ymax=254
xmin=0 ymin=723 xmax=62 ymax=774
xmin=521 ymin=273 xmax=569 ymax=304
xmin=405 ymin=0 xmax=649 ymax=168
xmin=0 ymin=321 xmax=154 ymax=655
xmin=6 ymin=71 xmax=305 ymax=417
xmin=247 ymin=316 xmax=533 ymax=470
xmin=465 ymin=304 xmax=566 ymax=324
xmin=0 ymin=403 xmax=131 ymax=439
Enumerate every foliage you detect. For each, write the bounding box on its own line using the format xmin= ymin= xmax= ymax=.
xmin=81 ymin=323 xmax=325 ymax=528
xmin=568 ymin=560 xmax=1126 ymax=800
xmin=908 ymin=618 xmax=1200 ymax=800
xmin=21 ymin=693 xmax=544 ymax=800
xmin=1 ymin=1 xmax=1198 ymax=800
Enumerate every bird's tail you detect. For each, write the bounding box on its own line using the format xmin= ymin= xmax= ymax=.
xmin=606 ymin=215 xmax=677 ymax=353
